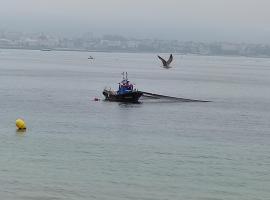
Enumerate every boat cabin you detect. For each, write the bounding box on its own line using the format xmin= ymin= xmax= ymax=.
xmin=117 ymin=72 xmax=134 ymax=95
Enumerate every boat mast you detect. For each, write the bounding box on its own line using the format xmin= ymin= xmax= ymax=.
xmin=121 ymin=72 xmax=128 ymax=81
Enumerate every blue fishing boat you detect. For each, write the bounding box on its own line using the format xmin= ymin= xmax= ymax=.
xmin=103 ymin=72 xmax=143 ymax=103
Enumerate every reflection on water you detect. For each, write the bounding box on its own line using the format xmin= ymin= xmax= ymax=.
xmin=16 ymin=129 xmax=27 ymax=135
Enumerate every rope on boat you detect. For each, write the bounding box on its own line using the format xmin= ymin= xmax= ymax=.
xmin=140 ymin=91 xmax=210 ymax=102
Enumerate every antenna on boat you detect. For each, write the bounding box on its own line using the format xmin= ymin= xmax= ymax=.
xmin=121 ymin=72 xmax=128 ymax=80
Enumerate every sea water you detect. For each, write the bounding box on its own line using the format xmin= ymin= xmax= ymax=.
xmin=0 ymin=49 xmax=270 ymax=200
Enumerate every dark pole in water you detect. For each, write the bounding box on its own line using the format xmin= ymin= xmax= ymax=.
xmin=140 ymin=91 xmax=211 ymax=102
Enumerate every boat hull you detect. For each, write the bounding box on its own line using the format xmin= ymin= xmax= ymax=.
xmin=103 ymin=90 xmax=143 ymax=103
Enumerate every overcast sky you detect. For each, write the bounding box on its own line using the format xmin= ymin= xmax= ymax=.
xmin=0 ymin=0 xmax=270 ymax=43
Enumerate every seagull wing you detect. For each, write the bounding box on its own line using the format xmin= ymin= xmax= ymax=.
xmin=167 ymin=54 xmax=173 ymax=65
xmin=158 ymin=55 xmax=167 ymax=66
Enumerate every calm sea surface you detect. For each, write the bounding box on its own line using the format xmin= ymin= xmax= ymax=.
xmin=0 ymin=49 xmax=270 ymax=200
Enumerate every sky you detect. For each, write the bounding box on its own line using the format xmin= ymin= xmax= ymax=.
xmin=0 ymin=0 xmax=270 ymax=43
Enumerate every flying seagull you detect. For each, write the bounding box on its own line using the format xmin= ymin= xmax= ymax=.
xmin=157 ymin=54 xmax=173 ymax=68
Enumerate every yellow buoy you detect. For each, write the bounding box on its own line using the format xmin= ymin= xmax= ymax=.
xmin=16 ymin=118 xmax=26 ymax=130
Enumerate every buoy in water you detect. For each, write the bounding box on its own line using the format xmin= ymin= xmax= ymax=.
xmin=16 ymin=118 xmax=26 ymax=130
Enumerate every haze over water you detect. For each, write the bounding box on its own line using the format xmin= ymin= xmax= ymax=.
xmin=0 ymin=49 xmax=270 ymax=199
xmin=1 ymin=0 xmax=270 ymax=43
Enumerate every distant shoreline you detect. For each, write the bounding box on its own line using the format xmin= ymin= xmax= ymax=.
xmin=1 ymin=46 xmax=270 ymax=58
